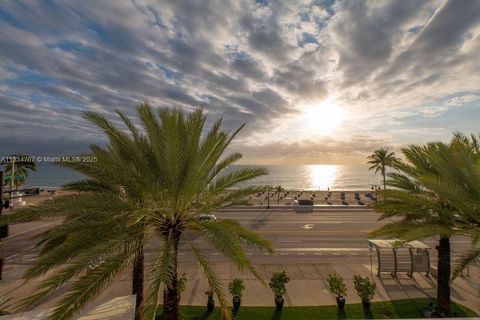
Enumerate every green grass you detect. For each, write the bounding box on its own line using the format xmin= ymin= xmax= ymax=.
xmin=155 ymin=298 xmax=477 ymax=319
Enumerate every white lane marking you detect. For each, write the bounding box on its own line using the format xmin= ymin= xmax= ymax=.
xmin=276 ymin=240 xmax=302 ymax=243
xmin=246 ymin=253 xmax=253 ymax=256
xmin=314 ymin=253 xmax=323 ymax=255
xmin=280 ymin=253 xmax=289 ymax=256
xmin=350 ymin=253 xmax=359 ymax=256
xmin=297 ymin=253 xmax=306 ymax=255
xmin=302 ymin=224 xmax=314 ymax=229
xmin=212 ymin=253 xmax=219 ymax=256
xmin=309 ymin=221 xmax=342 ymax=224
xmin=332 ymin=253 xmax=341 ymax=256
xmin=3 ymin=222 xmax=58 ymax=240
xmin=277 ymin=248 xmax=368 ymax=252
xmin=263 ymin=253 xmax=271 ymax=256
xmin=424 ymin=240 xmax=471 ymax=244
xmin=179 ymin=253 xmax=185 ymax=256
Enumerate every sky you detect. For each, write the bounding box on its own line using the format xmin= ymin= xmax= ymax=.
xmin=0 ymin=0 xmax=479 ymax=165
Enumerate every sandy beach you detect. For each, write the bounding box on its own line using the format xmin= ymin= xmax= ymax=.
xmin=243 ymin=189 xmax=377 ymax=206
xmin=9 ymin=188 xmax=378 ymax=209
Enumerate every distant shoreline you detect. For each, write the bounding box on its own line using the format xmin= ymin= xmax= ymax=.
xmin=11 ymin=188 xmax=379 ymax=208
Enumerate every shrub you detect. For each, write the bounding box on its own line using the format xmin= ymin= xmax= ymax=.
xmin=353 ymin=274 xmax=376 ymax=302
xmin=269 ymin=271 xmax=290 ymax=297
xmin=326 ymin=273 xmax=347 ymax=297
xmin=228 ymin=278 xmax=245 ymax=298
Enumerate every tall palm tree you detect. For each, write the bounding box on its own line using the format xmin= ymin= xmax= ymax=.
xmin=0 ymin=103 xmax=273 ymax=320
xmin=274 ymin=185 xmax=284 ymax=205
xmin=442 ymin=133 xmax=480 ymax=278
xmin=3 ymin=154 xmax=37 ymax=189
xmin=367 ymin=147 xmax=398 ymax=191
xmin=369 ymin=138 xmax=477 ymax=316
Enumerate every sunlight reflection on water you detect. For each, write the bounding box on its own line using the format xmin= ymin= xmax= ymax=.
xmin=308 ymin=164 xmax=338 ymax=190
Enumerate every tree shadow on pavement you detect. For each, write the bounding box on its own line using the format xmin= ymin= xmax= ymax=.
xmin=249 ymin=210 xmax=273 ymax=230
xmin=293 ymin=206 xmax=313 ymax=214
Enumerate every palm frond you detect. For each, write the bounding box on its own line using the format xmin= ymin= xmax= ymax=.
xmin=143 ymin=232 xmax=175 ymax=320
xmin=189 ymin=242 xmax=232 ymax=320
xmin=452 ymin=247 xmax=479 ymax=279
xmin=47 ymin=249 xmax=136 ymax=320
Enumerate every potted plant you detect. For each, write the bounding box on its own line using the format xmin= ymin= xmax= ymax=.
xmin=326 ymin=273 xmax=347 ymax=309
xmin=353 ymin=274 xmax=376 ymax=309
xmin=269 ymin=271 xmax=289 ymax=311
xmin=228 ymin=278 xmax=245 ymax=310
xmin=205 ymin=289 xmax=214 ymax=312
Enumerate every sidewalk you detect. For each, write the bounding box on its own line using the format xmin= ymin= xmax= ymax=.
xmin=1 ymin=261 xmax=478 ymax=315
xmin=176 ymin=262 xmax=479 ymax=314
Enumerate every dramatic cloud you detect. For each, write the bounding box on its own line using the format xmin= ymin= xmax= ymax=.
xmin=0 ymin=0 xmax=479 ymax=163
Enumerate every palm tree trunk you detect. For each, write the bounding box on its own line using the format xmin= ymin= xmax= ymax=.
xmin=382 ymin=167 xmax=386 ymax=201
xmin=436 ymin=236 xmax=451 ymax=316
xmin=163 ymin=230 xmax=181 ymax=320
xmin=132 ymin=234 xmax=144 ymax=320
xmin=383 ymin=171 xmax=386 ymax=191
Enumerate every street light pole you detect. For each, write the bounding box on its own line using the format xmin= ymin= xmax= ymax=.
xmin=0 ymin=170 xmax=4 ymax=280
xmin=267 ymin=185 xmax=270 ymax=209
xmin=9 ymin=157 xmax=14 ymax=208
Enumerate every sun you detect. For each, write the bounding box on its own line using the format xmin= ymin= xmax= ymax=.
xmin=303 ymin=99 xmax=345 ymax=134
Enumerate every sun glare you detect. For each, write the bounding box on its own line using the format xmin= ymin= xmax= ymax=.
xmin=309 ymin=164 xmax=338 ymax=190
xmin=304 ymin=99 xmax=344 ymax=134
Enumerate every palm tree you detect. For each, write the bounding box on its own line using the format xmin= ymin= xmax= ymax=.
xmin=274 ymin=185 xmax=284 ymax=205
xmin=369 ymin=137 xmax=478 ymax=316
xmin=0 ymin=103 xmax=273 ymax=320
xmin=443 ymin=133 xmax=480 ymax=278
xmin=3 ymin=154 xmax=36 ymax=189
xmin=367 ymin=147 xmax=398 ymax=191
xmin=264 ymin=185 xmax=272 ymax=208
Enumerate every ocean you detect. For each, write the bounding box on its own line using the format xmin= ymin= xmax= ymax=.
xmin=23 ymin=163 xmax=381 ymax=191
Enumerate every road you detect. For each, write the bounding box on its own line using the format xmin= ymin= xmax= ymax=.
xmin=1 ymin=207 xmax=478 ymax=313
xmin=168 ymin=207 xmax=380 ymax=264
xmin=2 ymin=207 xmax=473 ymax=266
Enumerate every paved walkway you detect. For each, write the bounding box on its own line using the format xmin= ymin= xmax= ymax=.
xmin=1 ymin=261 xmax=478 ymax=315
xmin=179 ymin=262 xmax=479 ymax=313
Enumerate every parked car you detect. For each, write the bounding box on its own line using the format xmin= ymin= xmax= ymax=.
xmin=196 ymin=214 xmax=217 ymax=221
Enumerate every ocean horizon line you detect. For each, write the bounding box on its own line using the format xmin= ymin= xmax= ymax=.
xmin=23 ymin=163 xmax=383 ymax=191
